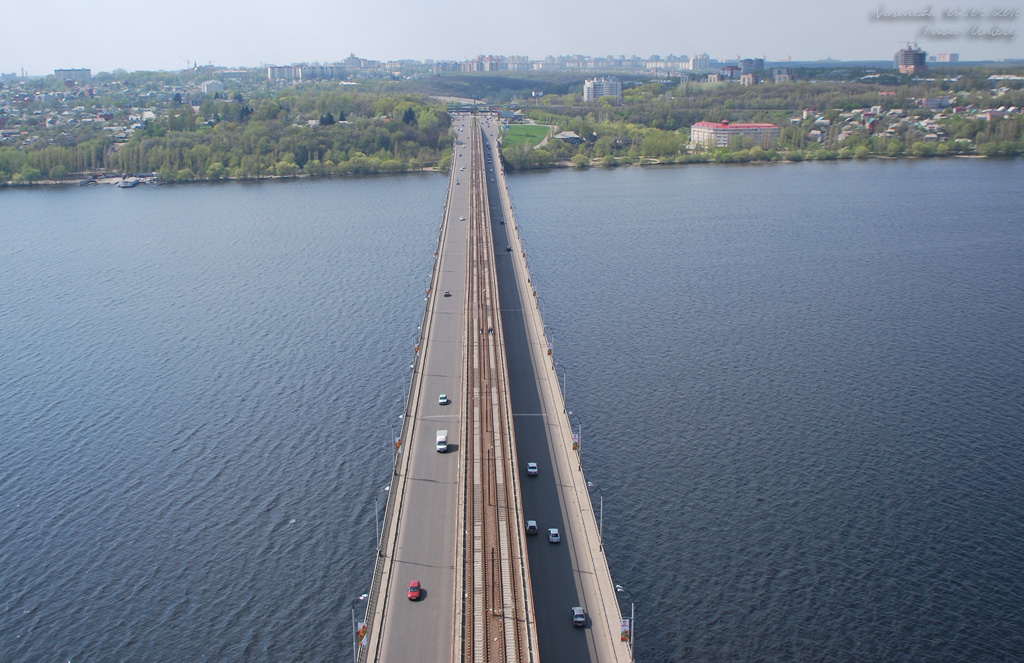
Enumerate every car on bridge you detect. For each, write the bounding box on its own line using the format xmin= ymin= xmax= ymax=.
xmin=444 ymin=290 xmax=451 ymax=297
xmin=547 ymin=528 xmax=560 ymax=543
xmin=408 ymin=580 xmax=422 ymax=601
xmin=572 ymin=606 xmax=586 ymax=626
xmin=438 ymin=393 xmax=449 ymax=405
xmin=526 ymin=462 xmax=538 ymax=476
xmin=526 ymin=520 xmax=538 ymax=535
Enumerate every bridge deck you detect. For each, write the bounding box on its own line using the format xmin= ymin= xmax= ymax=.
xmin=363 ymin=113 xmax=630 ymax=663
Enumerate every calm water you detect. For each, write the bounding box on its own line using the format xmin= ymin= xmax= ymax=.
xmin=2 ymin=159 xmax=1023 ymax=662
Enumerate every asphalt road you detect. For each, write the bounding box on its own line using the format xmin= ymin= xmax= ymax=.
xmin=374 ymin=117 xmax=620 ymax=663
xmin=480 ymin=125 xmax=596 ymax=662
xmin=375 ymin=116 xmax=474 ymax=663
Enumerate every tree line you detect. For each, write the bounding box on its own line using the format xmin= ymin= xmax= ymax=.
xmin=499 ymin=77 xmax=1024 ymax=169
xmin=2 ymin=86 xmax=453 ymax=184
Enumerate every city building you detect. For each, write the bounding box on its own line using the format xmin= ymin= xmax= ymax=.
xmin=267 ymin=65 xmax=300 ymax=81
xmin=690 ymin=120 xmax=779 ymax=149
xmin=55 ymin=68 xmax=91 ymax=84
xmin=740 ymin=58 xmax=764 ymax=74
xmin=895 ymin=44 xmax=927 ymax=74
xmin=266 ymin=64 xmax=345 ymax=81
xmin=583 ymin=76 xmax=622 ymax=103
xmin=201 ymin=80 xmax=225 ymax=94
xmin=684 ymin=53 xmax=710 ymax=71
xmin=773 ymin=68 xmax=793 ymax=83
xmin=937 ymin=53 xmax=960 ymax=63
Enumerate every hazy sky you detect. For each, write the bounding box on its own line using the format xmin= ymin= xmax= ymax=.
xmin=4 ymin=0 xmax=1022 ymax=75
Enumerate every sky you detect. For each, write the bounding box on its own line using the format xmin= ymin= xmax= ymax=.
xmin=4 ymin=0 xmax=1022 ymax=75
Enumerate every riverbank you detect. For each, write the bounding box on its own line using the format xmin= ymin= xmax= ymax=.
xmin=2 ymin=153 xmax=1015 ymax=189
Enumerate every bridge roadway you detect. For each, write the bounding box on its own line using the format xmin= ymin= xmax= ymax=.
xmin=362 ymin=114 xmax=631 ymax=662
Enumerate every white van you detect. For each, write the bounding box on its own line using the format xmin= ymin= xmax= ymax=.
xmin=436 ymin=429 xmax=448 ymax=453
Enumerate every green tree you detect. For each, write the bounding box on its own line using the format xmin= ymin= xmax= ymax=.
xmin=206 ymin=162 xmax=227 ymax=180
xmin=19 ymin=165 xmax=42 ymax=182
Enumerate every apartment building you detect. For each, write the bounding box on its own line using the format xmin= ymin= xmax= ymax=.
xmin=690 ymin=120 xmax=779 ymax=149
xmin=583 ymin=76 xmax=622 ymax=103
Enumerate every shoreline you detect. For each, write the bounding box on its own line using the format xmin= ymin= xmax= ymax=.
xmin=1 ymin=154 xmax=1016 ymax=189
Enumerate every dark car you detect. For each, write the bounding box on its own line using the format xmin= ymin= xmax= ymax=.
xmin=408 ymin=580 xmax=421 ymax=601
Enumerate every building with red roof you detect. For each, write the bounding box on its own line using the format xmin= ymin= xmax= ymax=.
xmin=690 ymin=120 xmax=779 ymax=149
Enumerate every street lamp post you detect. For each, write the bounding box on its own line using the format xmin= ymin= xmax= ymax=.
xmin=351 ymin=592 xmax=368 ymax=663
xmin=554 ymin=361 xmax=567 ymax=404
xmin=568 ymin=410 xmax=582 ymax=469
xmin=390 ymin=415 xmax=403 ymax=475
xmin=616 ymin=584 xmax=635 ymax=661
xmin=374 ymin=485 xmax=390 ymax=556
xmin=587 ymin=481 xmax=604 ymax=550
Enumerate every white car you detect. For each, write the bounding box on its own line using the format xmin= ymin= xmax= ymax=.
xmin=526 ymin=462 xmax=538 ymax=476
xmin=547 ymin=528 xmax=560 ymax=543
xmin=438 ymin=393 xmax=449 ymax=405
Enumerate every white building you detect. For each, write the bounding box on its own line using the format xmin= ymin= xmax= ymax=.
xmin=54 ymin=68 xmax=91 ymax=83
xmin=583 ymin=76 xmax=622 ymax=103
xmin=684 ymin=54 xmax=710 ymax=71
xmin=690 ymin=120 xmax=779 ymax=149
xmin=201 ymin=80 xmax=225 ymax=94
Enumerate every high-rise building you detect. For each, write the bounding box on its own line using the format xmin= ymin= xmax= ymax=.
xmin=685 ymin=53 xmax=710 ymax=71
xmin=937 ymin=53 xmax=960 ymax=63
xmin=583 ymin=76 xmax=622 ymax=103
xmin=894 ymin=44 xmax=927 ymax=74
xmin=54 ymin=68 xmax=91 ymax=83
xmin=740 ymin=58 xmax=764 ymax=74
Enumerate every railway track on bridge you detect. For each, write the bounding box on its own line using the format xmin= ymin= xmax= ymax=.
xmin=462 ymin=120 xmax=531 ymax=663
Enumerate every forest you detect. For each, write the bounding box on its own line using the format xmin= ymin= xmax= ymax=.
xmin=3 ymin=65 xmax=1023 ymax=184
xmin=498 ymin=73 xmax=1024 ymax=169
xmin=1 ymin=85 xmax=453 ymax=183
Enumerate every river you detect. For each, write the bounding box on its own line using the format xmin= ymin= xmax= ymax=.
xmin=2 ymin=158 xmax=1022 ymax=661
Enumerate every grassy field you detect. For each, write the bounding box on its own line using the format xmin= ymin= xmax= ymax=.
xmin=500 ymin=124 xmax=551 ymax=150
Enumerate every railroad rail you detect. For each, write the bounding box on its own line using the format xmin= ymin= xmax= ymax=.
xmin=462 ymin=119 xmax=532 ymax=663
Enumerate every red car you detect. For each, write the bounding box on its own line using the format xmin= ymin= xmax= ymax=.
xmin=408 ymin=580 xmax=421 ymax=601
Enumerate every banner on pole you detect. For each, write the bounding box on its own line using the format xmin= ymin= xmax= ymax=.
xmin=620 ymin=618 xmax=631 ymax=642
xmin=357 ymin=621 xmax=368 ymax=646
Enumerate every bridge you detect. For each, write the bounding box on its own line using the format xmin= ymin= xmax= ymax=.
xmin=358 ymin=114 xmax=632 ymax=662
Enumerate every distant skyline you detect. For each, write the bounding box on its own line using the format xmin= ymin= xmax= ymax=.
xmin=4 ymin=0 xmax=1022 ymax=75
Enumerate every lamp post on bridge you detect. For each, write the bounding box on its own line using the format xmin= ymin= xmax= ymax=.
xmin=389 ymin=416 xmax=403 ymax=475
xmin=615 ymin=584 xmax=635 ymax=662
xmin=587 ymin=480 xmax=604 ymax=550
xmin=404 ymin=362 xmax=414 ymax=418
xmin=568 ymin=410 xmax=582 ymax=470
xmin=351 ymin=592 xmax=368 ymax=663
xmin=554 ymin=361 xmax=567 ymax=406
xmin=374 ymin=485 xmax=390 ymax=557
